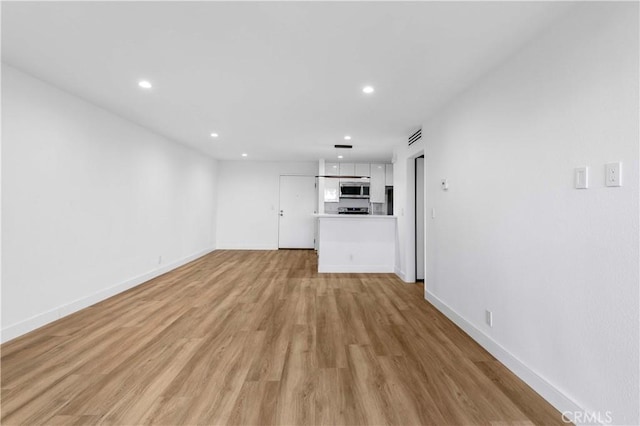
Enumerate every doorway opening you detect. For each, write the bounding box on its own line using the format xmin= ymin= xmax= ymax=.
xmin=415 ymin=156 xmax=425 ymax=282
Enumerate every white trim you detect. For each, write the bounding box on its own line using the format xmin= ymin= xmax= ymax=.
xmin=404 ymin=155 xmax=417 ymax=284
xmin=319 ymin=264 xmax=394 ymax=273
xmin=424 ymin=290 xmax=586 ymax=422
xmin=1 ymin=247 xmax=215 ymax=343
xmin=394 ymin=266 xmax=408 ymax=282
xmin=215 ymin=244 xmax=277 ymax=250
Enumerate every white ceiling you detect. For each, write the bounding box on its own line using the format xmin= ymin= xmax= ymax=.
xmin=2 ymin=1 xmax=574 ymax=162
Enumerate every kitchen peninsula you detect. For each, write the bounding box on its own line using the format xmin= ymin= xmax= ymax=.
xmin=315 ymin=159 xmax=396 ymax=273
xmin=315 ymin=214 xmax=396 ymax=273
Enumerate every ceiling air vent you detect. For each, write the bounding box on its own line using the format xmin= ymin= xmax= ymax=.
xmin=408 ymin=128 xmax=422 ymax=146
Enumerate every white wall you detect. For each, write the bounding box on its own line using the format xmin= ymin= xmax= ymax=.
xmin=1 ymin=65 xmax=218 ymax=342
xmin=395 ymin=3 xmax=639 ymax=424
xmin=216 ymin=161 xmax=316 ymax=249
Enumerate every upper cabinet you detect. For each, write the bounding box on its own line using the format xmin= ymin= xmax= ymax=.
xmin=339 ymin=162 xmax=355 ymax=177
xmin=324 ymin=162 xmax=340 ymax=202
xmin=385 ymin=164 xmax=393 ymax=186
xmin=324 ymin=180 xmax=339 ymax=203
xmin=355 ymin=163 xmax=370 ymax=177
xmin=321 ymin=161 xmax=392 ymax=202
xmin=339 ymin=163 xmax=371 ymax=182
xmin=370 ymin=164 xmax=386 ymax=203
xmin=325 ymin=162 xmax=340 ymax=176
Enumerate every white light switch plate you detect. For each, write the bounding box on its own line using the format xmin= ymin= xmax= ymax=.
xmin=575 ymin=166 xmax=588 ymax=189
xmin=605 ymin=162 xmax=622 ymax=187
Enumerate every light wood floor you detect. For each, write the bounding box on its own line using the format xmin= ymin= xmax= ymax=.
xmin=1 ymin=250 xmax=564 ymax=425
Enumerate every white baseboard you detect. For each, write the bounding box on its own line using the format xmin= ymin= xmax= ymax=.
xmin=394 ymin=266 xmax=407 ymax=282
xmin=1 ymin=247 xmax=215 ymax=344
xmin=425 ymin=290 xmax=586 ymax=422
xmin=215 ymin=244 xmax=277 ymax=250
xmin=319 ymin=264 xmax=395 ymax=273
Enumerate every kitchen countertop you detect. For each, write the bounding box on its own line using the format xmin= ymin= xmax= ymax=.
xmin=314 ymin=214 xmax=397 ymax=219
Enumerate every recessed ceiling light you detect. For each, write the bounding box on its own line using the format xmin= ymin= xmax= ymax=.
xmin=344 ymin=135 xmax=352 ymax=140
xmin=210 ymin=133 xmax=219 ymax=138
xmin=338 ymin=155 xmax=344 ymax=159
xmin=241 ymin=153 xmax=248 ymax=157
xmin=138 ymin=80 xmax=152 ymax=89
xmin=362 ymin=85 xmax=374 ymax=94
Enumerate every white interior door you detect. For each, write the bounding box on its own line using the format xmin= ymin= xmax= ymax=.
xmin=279 ymin=175 xmax=316 ymax=249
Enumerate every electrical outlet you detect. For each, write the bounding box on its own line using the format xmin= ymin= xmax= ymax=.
xmin=485 ymin=310 xmax=493 ymax=328
xmin=605 ymin=162 xmax=622 ymax=187
xmin=158 ymin=256 xmax=162 ymax=265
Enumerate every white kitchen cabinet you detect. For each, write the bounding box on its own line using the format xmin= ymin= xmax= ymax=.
xmin=323 ymin=163 xmax=340 ymax=202
xmin=370 ymin=163 xmax=386 ymax=203
xmin=385 ymin=163 xmax=394 ymax=186
xmin=325 ymin=162 xmax=339 ymax=176
xmin=324 ymin=180 xmax=339 ymax=203
xmin=355 ymin=163 xmax=370 ymax=177
xmin=339 ymin=162 xmax=355 ymax=176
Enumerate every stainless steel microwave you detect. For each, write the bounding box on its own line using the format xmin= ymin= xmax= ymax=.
xmin=339 ymin=182 xmax=370 ymax=199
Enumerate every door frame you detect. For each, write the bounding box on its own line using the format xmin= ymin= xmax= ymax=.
xmin=404 ymin=149 xmax=426 ymax=284
xmin=415 ymin=155 xmax=425 ymax=281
